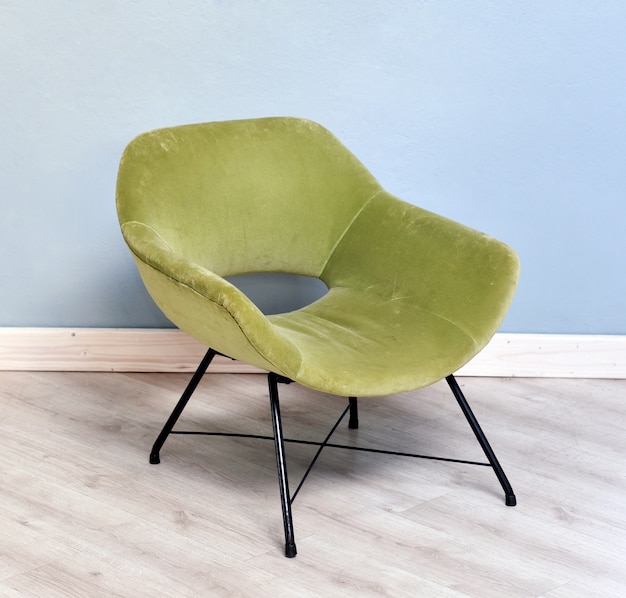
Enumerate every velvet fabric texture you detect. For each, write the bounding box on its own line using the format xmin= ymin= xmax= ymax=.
xmin=116 ymin=117 xmax=519 ymax=397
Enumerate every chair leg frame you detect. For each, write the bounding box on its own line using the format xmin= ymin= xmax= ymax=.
xmin=149 ymin=348 xmax=217 ymax=465
xmin=268 ymin=372 xmax=298 ymax=557
xmin=149 ymin=347 xmax=517 ymax=557
xmin=446 ymin=375 xmax=517 ymax=506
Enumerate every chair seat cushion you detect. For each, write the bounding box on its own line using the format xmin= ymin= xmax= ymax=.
xmin=269 ymin=287 xmax=479 ymax=396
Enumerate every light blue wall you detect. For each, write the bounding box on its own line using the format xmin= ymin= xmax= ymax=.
xmin=1 ymin=1 xmax=624 ymax=334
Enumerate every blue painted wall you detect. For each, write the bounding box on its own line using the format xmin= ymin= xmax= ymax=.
xmin=1 ymin=1 xmax=624 ymax=333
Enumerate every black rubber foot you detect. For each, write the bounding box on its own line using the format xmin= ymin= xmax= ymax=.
xmin=348 ymin=419 xmax=359 ymax=430
xmin=506 ymin=494 xmax=517 ymax=507
xmin=149 ymin=453 xmax=161 ymax=465
xmin=285 ymin=543 xmax=297 ymax=558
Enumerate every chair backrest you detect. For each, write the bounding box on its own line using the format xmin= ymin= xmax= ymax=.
xmin=116 ymin=117 xmax=382 ymax=278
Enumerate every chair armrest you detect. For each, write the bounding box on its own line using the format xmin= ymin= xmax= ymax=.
xmin=121 ymin=221 xmax=250 ymax=309
xmin=322 ymin=192 xmax=520 ymax=348
xmin=120 ymin=221 xmax=301 ymax=373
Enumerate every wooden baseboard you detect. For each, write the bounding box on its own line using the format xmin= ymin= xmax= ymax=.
xmin=0 ymin=328 xmax=624 ymax=378
xmin=0 ymin=328 xmax=258 ymax=374
xmin=455 ymin=333 xmax=625 ymax=378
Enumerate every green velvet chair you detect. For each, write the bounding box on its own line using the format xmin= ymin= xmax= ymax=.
xmin=116 ymin=117 xmax=520 ymax=557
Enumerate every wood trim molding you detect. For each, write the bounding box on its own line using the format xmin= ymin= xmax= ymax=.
xmin=1 ymin=328 xmax=624 ymax=378
xmin=0 ymin=328 xmax=260 ymax=374
xmin=455 ymin=333 xmax=625 ymax=378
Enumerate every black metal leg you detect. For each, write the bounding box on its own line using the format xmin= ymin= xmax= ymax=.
xmin=446 ymin=375 xmax=517 ymax=506
xmin=149 ymin=348 xmax=217 ymax=464
xmin=348 ymin=397 xmax=359 ymax=429
xmin=268 ymin=373 xmax=297 ymax=558
xmin=149 ymin=358 xmax=514 ymax=558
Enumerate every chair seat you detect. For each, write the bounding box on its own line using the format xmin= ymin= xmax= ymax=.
xmin=269 ymin=287 xmax=479 ymax=396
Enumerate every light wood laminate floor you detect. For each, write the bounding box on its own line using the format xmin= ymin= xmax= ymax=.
xmin=1 ymin=372 xmax=624 ymax=597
